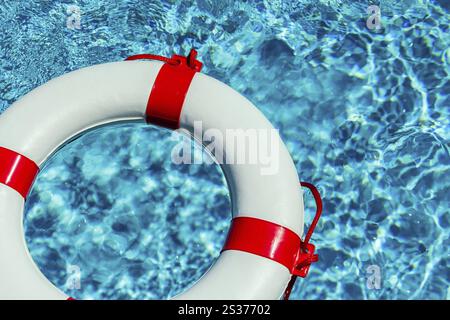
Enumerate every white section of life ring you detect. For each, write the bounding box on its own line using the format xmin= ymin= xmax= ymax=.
xmin=0 ymin=60 xmax=304 ymax=299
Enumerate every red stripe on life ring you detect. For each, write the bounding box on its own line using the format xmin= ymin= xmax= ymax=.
xmin=222 ymin=217 xmax=302 ymax=273
xmin=129 ymin=49 xmax=202 ymax=130
xmin=0 ymin=146 xmax=39 ymax=199
xmin=146 ymin=63 xmax=196 ymax=129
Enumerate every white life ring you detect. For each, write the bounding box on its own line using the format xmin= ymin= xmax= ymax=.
xmin=0 ymin=50 xmax=318 ymax=300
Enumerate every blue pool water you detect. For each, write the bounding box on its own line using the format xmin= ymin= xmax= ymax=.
xmin=0 ymin=0 xmax=448 ymax=299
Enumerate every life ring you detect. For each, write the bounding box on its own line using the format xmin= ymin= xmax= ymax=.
xmin=0 ymin=49 xmax=320 ymax=300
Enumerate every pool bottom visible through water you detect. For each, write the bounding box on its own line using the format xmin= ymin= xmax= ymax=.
xmin=24 ymin=124 xmax=233 ymax=300
xmin=0 ymin=0 xmax=446 ymax=300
